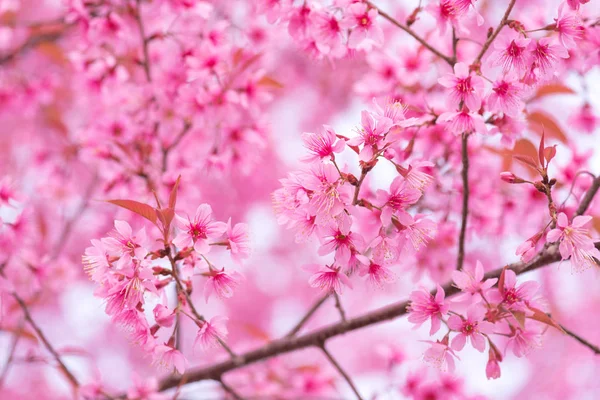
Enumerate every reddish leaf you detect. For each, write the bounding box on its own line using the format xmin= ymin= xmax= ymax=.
xmin=498 ymin=267 xmax=507 ymax=296
xmin=513 ymin=155 xmax=540 ymax=171
xmin=511 ymin=310 xmax=526 ymax=328
xmin=544 ymin=145 xmax=557 ymax=164
xmin=538 ymin=131 xmax=545 ymax=168
xmin=532 ymin=84 xmax=575 ymax=100
xmin=528 ymin=111 xmax=568 ymax=144
xmin=169 ymin=175 xmax=181 ymax=209
xmin=257 ymin=76 xmax=284 ymax=89
xmin=106 ymin=199 xmax=157 ymax=224
xmin=156 ymin=207 xmax=175 ymax=229
xmin=527 ymin=306 xmax=565 ymax=333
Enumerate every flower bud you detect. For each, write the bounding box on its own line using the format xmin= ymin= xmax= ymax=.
xmin=500 ymin=172 xmax=525 ymax=184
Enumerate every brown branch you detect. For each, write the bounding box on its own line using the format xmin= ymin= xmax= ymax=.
xmin=321 ymin=345 xmax=364 ymax=400
xmin=473 ymin=0 xmax=517 ymax=66
xmin=560 ymin=324 xmax=600 ymax=355
xmin=0 ymin=320 xmax=24 ymax=388
xmin=158 ymin=241 xmax=599 ymax=392
xmin=51 ymin=174 xmax=99 ymax=260
xmin=161 ymin=122 xmax=192 ymax=173
xmin=575 ymin=174 xmax=600 ymax=216
xmin=352 ymin=169 xmax=368 ymax=205
xmin=333 ymin=293 xmax=347 ymax=322
xmin=219 ymin=378 xmax=244 ymax=400
xmin=366 ymin=1 xmax=454 ymax=65
xmin=456 ymin=132 xmax=470 ymax=271
xmin=134 ymin=0 xmax=152 ymax=82
xmin=167 ymin=252 xmax=238 ymax=359
xmin=12 ymin=293 xmax=79 ymax=388
xmin=285 ymin=294 xmax=331 ymax=338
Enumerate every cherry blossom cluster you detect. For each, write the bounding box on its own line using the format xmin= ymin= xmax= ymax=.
xmin=408 ymin=261 xmax=555 ymax=380
xmin=59 ymin=0 xmax=282 ymax=197
xmin=83 ymin=185 xmax=250 ymax=374
xmin=273 ymin=100 xmax=437 ymax=291
xmin=501 ymin=135 xmax=600 ymax=273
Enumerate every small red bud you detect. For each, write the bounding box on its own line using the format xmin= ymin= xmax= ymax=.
xmin=500 ymin=172 xmax=525 ymax=184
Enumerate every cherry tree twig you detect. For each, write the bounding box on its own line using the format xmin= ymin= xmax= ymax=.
xmin=285 ymin=294 xmax=331 ymax=338
xmin=157 ymin=240 xmax=600 ymax=392
xmin=473 ymin=0 xmax=518 ymax=66
xmin=134 ymin=0 xmax=152 ymax=82
xmin=219 ymin=378 xmax=245 ymax=400
xmin=457 ymin=132 xmax=470 ymax=270
xmin=559 ymin=324 xmax=600 ymax=355
xmin=333 ymin=293 xmax=347 ymax=322
xmin=11 ymin=293 xmax=80 ymax=388
xmin=366 ymin=1 xmax=454 ymax=66
xmin=575 ymin=174 xmax=600 ymax=216
xmin=320 ymin=344 xmax=364 ymax=400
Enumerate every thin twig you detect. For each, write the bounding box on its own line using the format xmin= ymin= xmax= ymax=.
xmin=285 ymin=294 xmax=330 ymax=338
xmin=0 ymin=320 xmax=24 ymax=388
xmin=219 ymin=378 xmax=245 ymax=400
xmin=134 ymin=0 xmax=152 ymax=82
xmin=333 ymin=293 xmax=347 ymax=322
xmin=473 ymin=0 xmax=518 ymax=66
xmin=12 ymin=293 xmax=79 ymax=388
xmin=560 ymin=324 xmax=600 ymax=355
xmin=352 ymin=169 xmax=368 ymax=205
xmin=366 ymin=1 xmax=454 ymax=65
xmin=162 ymin=122 xmax=192 ymax=172
xmin=167 ymin=252 xmax=238 ymax=359
xmin=321 ymin=345 xmax=364 ymax=400
xmin=456 ymin=132 xmax=470 ymax=271
xmin=575 ymin=174 xmax=600 ymax=216
xmin=157 ymin=242 xmax=600 ymax=392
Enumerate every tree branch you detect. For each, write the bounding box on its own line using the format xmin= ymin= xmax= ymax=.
xmin=12 ymin=293 xmax=79 ymax=388
xmin=333 ymin=293 xmax=347 ymax=322
xmin=321 ymin=345 xmax=364 ymax=400
xmin=158 ymin=241 xmax=600 ymax=392
xmin=457 ymin=132 xmax=470 ymax=271
xmin=559 ymin=324 xmax=600 ymax=355
xmin=219 ymin=378 xmax=244 ymax=400
xmin=575 ymin=174 xmax=600 ymax=216
xmin=285 ymin=294 xmax=331 ymax=338
xmin=365 ymin=1 xmax=454 ymax=66
xmin=134 ymin=0 xmax=152 ymax=82
xmin=473 ymin=0 xmax=517 ymax=66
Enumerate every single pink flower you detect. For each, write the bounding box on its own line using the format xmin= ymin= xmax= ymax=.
xmin=528 ymin=37 xmax=569 ymax=78
xmin=318 ymin=215 xmax=364 ymax=267
xmin=343 ymin=2 xmax=383 ymax=50
xmin=498 ymin=270 xmax=539 ymax=310
xmin=224 ymin=218 xmax=251 ymax=263
xmin=377 ymin=176 xmax=422 ymax=226
xmin=506 ymin=327 xmax=542 ymax=358
xmin=194 ymin=315 xmax=228 ymax=350
xmin=348 ymin=110 xmax=393 ymax=161
xmin=359 ymin=262 xmax=396 ymax=288
xmin=423 ymin=339 xmax=459 ymax=373
xmin=397 ymin=161 xmax=435 ymax=193
xmin=301 ymin=125 xmax=345 ymax=163
xmin=568 ymin=104 xmax=598 ymax=134
xmin=407 ymin=285 xmax=449 ymax=335
xmin=102 ymin=220 xmax=148 ymax=261
xmin=302 ymin=163 xmax=352 ymax=225
xmin=303 ymin=264 xmax=353 ymax=294
xmin=448 ymin=306 xmax=495 ymax=352
xmin=153 ymin=345 xmax=187 ymax=374
xmin=438 ymin=62 xmax=484 ymax=111
xmin=547 ymin=212 xmax=600 ymax=272
xmin=487 ymin=77 xmax=524 ymax=117
xmin=438 ymin=109 xmax=487 ymax=135
xmin=488 ymin=32 xmax=532 ymax=74
xmin=204 ymin=269 xmax=244 ymax=302
xmin=555 ymin=4 xmax=585 ymax=49
xmin=173 ymin=204 xmax=227 ymax=254
xmin=452 ymin=261 xmax=497 ymax=303
xmin=153 ymin=304 xmax=175 ymax=328
xmin=127 ymin=374 xmax=167 ymax=400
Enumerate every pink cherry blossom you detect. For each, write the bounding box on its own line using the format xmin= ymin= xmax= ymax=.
xmin=547 ymin=212 xmax=600 ymax=272
xmin=301 ymin=125 xmax=345 ymax=163
xmin=304 ymin=264 xmax=353 ymax=294
xmin=204 ymin=269 xmax=244 ymax=302
xmin=423 ymin=339 xmax=459 ymax=373
xmin=486 ymin=77 xmax=524 ymax=117
xmin=377 ymin=176 xmax=422 ymax=225
xmin=448 ymin=306 xmax=495 ymax=352
xmin=348 ymin=110 xmax=393 ymax=161
xmin=343 ymin=2 xmax=383 ymax=50
xmin=555 ymin=4 xmax=585 ymax=49
xmin=173 ymin=205 xmax=227 ymax=254
xmin=438 ymin=62 xmax=484 ymax=111
xmin=488 ymin=32 xmax=532 ymax=74
xmin=195 ymin=316 xmax=228 ymax=350
xmin=507 ymin=327 xmax=543 ymax=358
xmin=153 ymin=345 xmax=188 ymax=374
xmin=408 ymin=285 xmax=449 ymax=335
xmin=224 ymin=219 xmax=251 ymax=263
xmin=452 ymin=261 xmax=498 ymax=303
